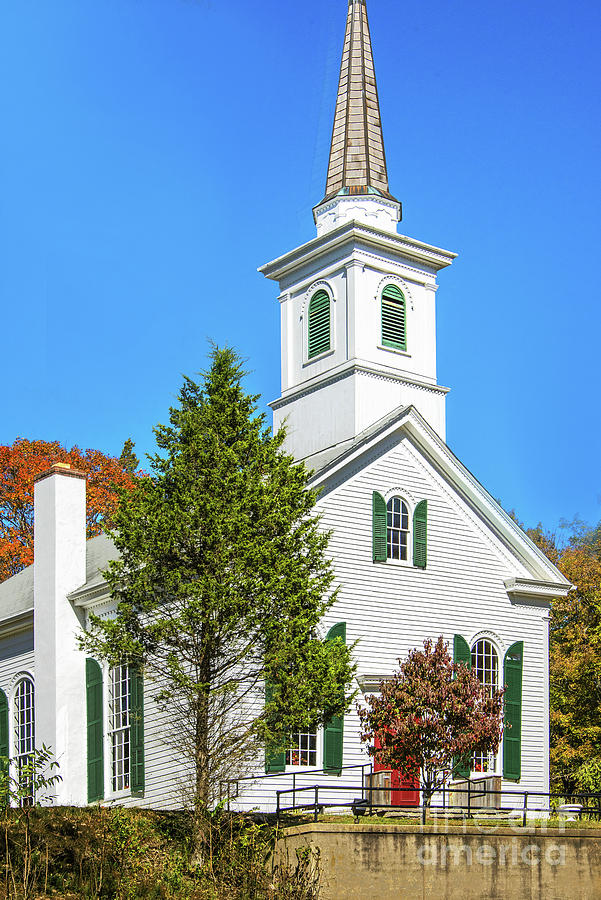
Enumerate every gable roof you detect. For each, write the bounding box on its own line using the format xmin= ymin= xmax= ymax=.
xmin=0 ymin=564 xmax=33 ymax=622
xmin=0 ymin=532 xmax=118 ymax=625
xmin=307 ymin=404 xmax=571 ymax=595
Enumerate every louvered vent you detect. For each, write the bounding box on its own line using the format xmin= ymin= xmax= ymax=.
xmin=381 ymin=284 xmax=406 ymax=351
xmin=308 ymin=290 xmax=331 ymax=359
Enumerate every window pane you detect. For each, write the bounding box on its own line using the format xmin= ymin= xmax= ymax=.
xmin=110 ymin=666 xmax=131 ymax=791
xmin=285 ymin=730 xmax=317 ymax=767
xmin=386 ymin=497 xmax=409 ymax=562
xmin=471 ymin=640 xmax=499 ymax=773
xmin=14 ymin=679 xmax=35 ymax=805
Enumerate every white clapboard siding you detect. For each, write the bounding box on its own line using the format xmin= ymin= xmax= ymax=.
xmin=306 ymin=433 xmax=550 ymax=803
xmin=187 ymin=432 xmax=553 ymax=813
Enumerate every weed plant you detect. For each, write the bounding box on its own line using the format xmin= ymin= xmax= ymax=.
xmin=0 ymin=806 xmax=320 ymax=899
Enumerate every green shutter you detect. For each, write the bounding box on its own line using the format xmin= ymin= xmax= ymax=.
xmin=0 ymin=689 xmax=8 ymax=804
xmin=308 ymin=290 xmax=331 ymax=359
xmin=453 ymin=636 xmax=471 ymax=778
xmin=323 ymin=623 xmax=346 ymax=775
xmin=372 ymin=491 xmax=387 ymax=562
xmin=264 ymin=680 xmax=286 ymax=774
xmin=129 ymin=667 xmax=145 ymax=795
xmin=413 ymin=500 xmax=428 ymax=569
xmin=503 ymin=642 xmax=523 ymax=781
xmin=381 ymin=284 xmax=407 ymax=351
xmin=453 ymin=634 xmax=471 ymax=668
xmin=86 ymin=659 xmax=104 ymax=803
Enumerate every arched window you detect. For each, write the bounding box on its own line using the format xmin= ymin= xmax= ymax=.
xmin=308 ymin=290 xmax=331 ymax=359
xmin=387 ymin=496 xmax=409 ymax=561
xmin=381 ymin=284 xmax=406 ymax=351
xmin=14 ymin=677 xmax=35 ymax=805
xmin=471 ymin=639 xmax=499 ymax=774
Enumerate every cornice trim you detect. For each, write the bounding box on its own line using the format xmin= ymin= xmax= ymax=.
xmin=270 ymin=363 xmax=448 ymax=411
xmin=505 ymin=577 xmax=572 ymax=602
xmin=259 ymin=222 xmax=457 ymax=282
xmin=70 ymin=582 xmax=111 ymax=608
xmin=0 ymin=609 xmax=34 ymax=639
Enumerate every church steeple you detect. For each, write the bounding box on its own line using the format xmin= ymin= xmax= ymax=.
xmin=313 ymin=0 xmax=402 ymax=236
xmin=322 ymin=0 xmax=396 ymax=205
xmin=261 ymin=0 xmax=456 ymax=463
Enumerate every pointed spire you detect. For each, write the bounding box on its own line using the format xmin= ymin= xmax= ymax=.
xmin=321 ymin=0 xmax=396 ymax=205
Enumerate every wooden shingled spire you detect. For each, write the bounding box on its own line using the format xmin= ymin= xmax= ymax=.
xmin=322 ymin=0 xmax=396 ymax=204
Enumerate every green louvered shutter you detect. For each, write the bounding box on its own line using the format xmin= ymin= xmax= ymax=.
xmin=503 ymin=642 xmax=523 ymax=781
xmin=372 ymin=491 xmax=387 ymax=562
xmin=381 ymin=284 xmax=407 ymax=351
xmin=264 ymin=681 xmax=286 ymax=774
xmin=0 ymin=689 xmax=8 ymax=804
xmin=323 ymin=623 xmax=346 ymax=775
xmin=129 ymin=668 xmax=145 ymax=795
xmin=86 ymin=660 xmax=104 ymax=803
xmin=308 ymin=290 xmax=331 ymax=359
xmin=413 ymin=500 xmax=428 ymax=569
xmin=453 ymin=635 xmax=471 ymax=778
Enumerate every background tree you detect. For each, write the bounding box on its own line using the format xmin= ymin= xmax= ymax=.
xmin=516 ymin=516 xmax=601 ymax=792
xmin=0 ymin=438 xmax=141 ymax=582
xmin=357 ymin=637 xmax=504 ymax=822
xmin=82 ymin=347 xmax=354 ymax=846
xmin=544 ymin=532 xmax=601 ymax=791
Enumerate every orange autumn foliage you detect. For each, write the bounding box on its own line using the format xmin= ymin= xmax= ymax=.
xmin=0 ymin=438 xmax=142 ymax=584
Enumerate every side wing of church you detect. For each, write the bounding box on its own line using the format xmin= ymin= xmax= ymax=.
xmin=0 ymin=0 xmax=570 ymax=811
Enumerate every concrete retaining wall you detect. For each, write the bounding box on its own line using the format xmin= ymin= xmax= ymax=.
xmin=277 ymin=822 xmax=601 ymax=899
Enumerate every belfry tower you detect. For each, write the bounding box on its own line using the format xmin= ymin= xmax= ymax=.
xmin=261 ymin=0 xmax=456 ymax=465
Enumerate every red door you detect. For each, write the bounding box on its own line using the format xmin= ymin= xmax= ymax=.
xmin=374 ymin=735 xmax=420 ymax=807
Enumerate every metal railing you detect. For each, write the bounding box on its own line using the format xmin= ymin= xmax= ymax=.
xmin=272 ymin=781 xmax=601 ymax=826
xmin=219 ymin=762 xmax=373 ymax=808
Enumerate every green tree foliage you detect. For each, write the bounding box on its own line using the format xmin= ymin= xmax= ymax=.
xmin=535 ymin=526 xmax=601 ymax=792
xmin=357 ymin=637 xmax=504 ymax=821
xmin=82 ymin=347 xmax=354 ymax=817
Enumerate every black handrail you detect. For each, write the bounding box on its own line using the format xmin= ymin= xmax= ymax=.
xmin=219 ymin=762 xmax=373 ymax=808
xmin=273 ymin=781 xmax=601 ymax=824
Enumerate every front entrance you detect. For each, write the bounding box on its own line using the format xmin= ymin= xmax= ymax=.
xmin=374 ymin=735 xmax=420 ymax=807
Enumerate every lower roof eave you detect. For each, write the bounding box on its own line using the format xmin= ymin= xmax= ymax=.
xmin=504 ymin=577 xmax=573 ymax=603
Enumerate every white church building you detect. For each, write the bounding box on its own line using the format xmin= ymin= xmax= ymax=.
xmin=0 ymin=0 xmax=570 ymax=812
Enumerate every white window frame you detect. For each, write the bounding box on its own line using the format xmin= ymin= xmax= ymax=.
xmin=285 ymin=727 xmax=319 ymax=770
xmin=383 ymin=490 xmax=415 ymax=566
xmin=470 ymin=638 xmax=501 ymax=776
xmin=108 ymin=664 xmax=131 ymax=795
xmin=13 ymin=676 xmax=35 ymax=806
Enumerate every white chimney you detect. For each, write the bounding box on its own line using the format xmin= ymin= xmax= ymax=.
xmin=34 ymin=463 xmax=87 ymax=805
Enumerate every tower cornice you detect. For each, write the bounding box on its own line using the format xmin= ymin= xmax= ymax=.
xmin=259 ymin=221 xmax=457 ymax=284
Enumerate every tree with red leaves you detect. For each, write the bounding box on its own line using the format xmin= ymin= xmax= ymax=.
xmin=358 ymin=637 xmax=504 ymax=822
xmin=0 ymin=437 xmax=141 ymax=583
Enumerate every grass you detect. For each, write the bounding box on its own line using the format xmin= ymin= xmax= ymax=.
xmin=275 ymin=809 xmax=601 ymax=829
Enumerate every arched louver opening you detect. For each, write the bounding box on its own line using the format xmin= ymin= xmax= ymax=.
xmin=381 ymin=284 xmax=406 ymax=351
xmin=308 ymin=290 xmax=331 ymax=359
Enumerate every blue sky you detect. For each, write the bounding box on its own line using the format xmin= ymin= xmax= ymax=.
xmin=1 ymin=0 xmax=600 ymax=536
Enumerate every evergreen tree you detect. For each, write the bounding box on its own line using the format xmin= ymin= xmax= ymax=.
xmin=82 ymin=348 xmax=354 ymax=823
xmin=118 ymin=438 xmax=139 ymax=475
